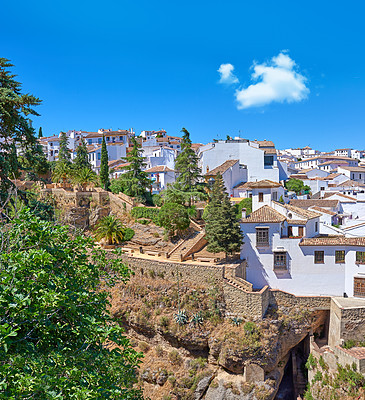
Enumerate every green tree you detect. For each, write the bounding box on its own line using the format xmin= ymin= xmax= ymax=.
xmin=115 ymin=136 xmax=151 ymax=202
xmin=58 ymin=131 xmax=71 ymax=165
xmin=100 ymin=135 xmax=111 ymax=191
xmin=38 ymin=126 xmax=43 ymax=138
xmin=52 ymin=161 xmax=71 ymax=184
xmin=0 ymin=58 xmax=47 ymax=201
xmin=94 ymin=215 xmax=126 ymax=245
xmin=204 ymin=173 xmax=243 ymax=258
xmin=0 ymin=209 xmax=143 ymax=399
xmin=71 ymin=167 xmax=98 ymax=190
xmin=235 ymin=197 xmax=252 ymax=218
xmin=174 ymin=127 xmax=202 ymax=206
xmin=158 ymin=202 xmax=190 ymax=237
xmin=285 ymin=178 xmax=310 ymax=195
xmin=74 ymin=138 xmax=92 ymax=170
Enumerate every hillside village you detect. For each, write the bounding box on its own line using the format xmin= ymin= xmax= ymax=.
xmin=24 ymin=127 xmax=365 ymax=398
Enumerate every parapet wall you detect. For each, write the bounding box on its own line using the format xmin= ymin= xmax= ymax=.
xmin=118 ymin=253 xmax=331 ymax=320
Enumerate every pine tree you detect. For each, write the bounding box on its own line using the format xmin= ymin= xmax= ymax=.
xmin=173 ymin=127 xmax=202 ymax=206
xmin=204 ymin=173 xmax=243 ymax=259
xmin=58 ymin=131 xmax=71 ymax=164
xmin=117 ymin=136 xmax=151 ymax=202
xmin=38 ymin=126 xmax=43 ymax=138
xmin=74 ymin=138 xmax=92 ymax=170
xmin=99 ymin=135 xmax=110 ymax=191
xmin=0 ymin=58 xmax=46 ymax=201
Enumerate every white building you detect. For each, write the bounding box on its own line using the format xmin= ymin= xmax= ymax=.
xmin=87 ymin=143 xmax=127 ymax=172
xmin=337 ymin=166 xmax=365 ymax=184
xmin=240 ymin=189 xmax=365 ymax=297
xmin=335 ymin=148 xmax=352 ymax=158
xmin=198 ymin=139 xmax=280 ymax=183
xmin=144 ymin=166 xmax=176 ymax=193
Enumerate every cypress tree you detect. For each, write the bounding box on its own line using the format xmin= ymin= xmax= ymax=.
xmin=99 ymin=135 xmax=110 ymax=191
xmin=74 ymin=138 xmax=92 ymax=170
xmin=204 ymin=173 xmax=243 ymax=259
xmin=174 ymin=127 xmax=201 ymax=192
xmin=38 ymin=126 xmax=43 ymax=138
xmin=58 ymin=132 xmax=71 ymax=165
xmin=117 ymin=136 xmax=151 ymax=201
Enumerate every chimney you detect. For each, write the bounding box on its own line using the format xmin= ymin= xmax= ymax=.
xmin=241 ymin=208 xmax=247 ymax=219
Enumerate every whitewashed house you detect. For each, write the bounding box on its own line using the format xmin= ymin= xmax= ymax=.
xmin=337 ymin=166 xmax=365 ymax=184
xmin=240 ymin=192 xmax=365 ymax=297
xmin=144 ymin=166 xmax=175 ymax=193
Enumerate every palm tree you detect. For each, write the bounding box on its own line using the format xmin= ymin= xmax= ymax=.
xmin=52 ymin=162 xmax=71 ymax=184
xmin=71 ymin=167 xmax=98 ymax=191
xmin=94 ymin=215 xmax=125 ymax=245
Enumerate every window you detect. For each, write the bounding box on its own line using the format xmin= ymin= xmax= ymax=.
xmin=315 ymin=222 xmax=318 ymax=232
xmin=97 ymin=153 xmax=101 ymax=160
xmin=256 ymin=228 xmax=269 ymax=246
xmin=264 ymin=155 xmax=274 ymax=166
xmin=274 ymin=252 xmax=287 ymax=269
xmin=272 ymin=191 xmax=277 ymax=201
xmin=119 ymin=136 xmax=123 ymax=141
xmin=314 ymin=251 xmax=324 ymax=264
xmin=335 ymin=250 xmax=345 ymax=264
xmin=356 ymin=252 xmax=365 ymax=264
xmin=50 ymin=142 xmax=53 ymax=146
xmin=88 ymin=139 xmax=92 ymax=145
xmin=288 ymin=226 xmax=293 ymax=237
xmin=354 ymin=277 xmax=365 ymax=298
xmin=259 ymin=192 xmax=264 ymax=202
xmin=298 ymin=226 xmax=304 ymax=237
xmin=106 ymin=136 xmax=110 ymax=141
xmin=320 ymin=187 xmax=325 ymax=191
xmin=98 ymin=138 xmax=102 ymax=144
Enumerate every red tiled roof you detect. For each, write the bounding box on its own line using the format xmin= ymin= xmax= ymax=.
xmin=144 ymin=166 xmax=174 ymax=173
xmin=241 ymin=205 xmax=286 ymax=223
xmin=309 ymin=206 xmax=337 ymax=216
xmin=300 ymin=237 xmax=365 ymax=247
xmin=290 ymin=199 xmax=339 ymax=209
xmin=234 ymin=180 xmax=283 ymax=189
xmin=205 ymin=160 xmax=238 ymax=176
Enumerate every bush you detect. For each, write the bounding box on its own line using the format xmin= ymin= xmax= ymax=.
xmin=305 ymin=353 xmax=317 ymax=371
xmin=243 ymin=321 xmax=257 ymax=334
xmin=138 ymin=341 xmax=150 ymax=353
xmin=158 ymin=202 xmax=190 ymax=237
xmin=168 ymin=350 xmax=182 ymax=366
xmin=137 ymin=218 xmax=150 ymax=225
xmin=131 ymin=207 xmax=160 ymax=224
xmin=123 ymin=227 xmax=135 ymax=242
xmin=159 ymin=316 xmax=170 ymax=329
xmin=152 ymin=194 xmax=163 ymax=207
xmin=343 ymin=339 xmax=357 ymax=349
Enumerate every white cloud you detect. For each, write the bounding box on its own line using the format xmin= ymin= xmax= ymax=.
xmin=218 ymin=63 xmax=239 ymax=84
xmin=234 ymin=52 xmax=309 ymax=109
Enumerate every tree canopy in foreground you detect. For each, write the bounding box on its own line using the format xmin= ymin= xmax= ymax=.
xmin=0 ymin=209 xmax=143 ymax=399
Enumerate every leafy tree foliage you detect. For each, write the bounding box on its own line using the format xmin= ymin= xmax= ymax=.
xmin=0 ymin=209 xmax=143 ymax=399
xmin=58 ymin=131 xmax=71 ymax=165
xmin=74 ymin=138 xmax=92 ymax=170
xmin=112 ymin=137 xmax=151 ymax=202
xmin=204 ymin=173 xmax=243 ymax=258
xmin=235 ymin=197 xmax=252 ymax=218
xmin=173 ymin=127 xmax=202 ymax=206
xmin=94 ymin=215 xmax=126 ymax=245
xmin=52 ymin=161 xmax=72 ymax=183
xmin=0 ymin=58 xmax=48 ymax=201
xmin=71 ymin=167 xmax=98 ymax=190
xmin=285 ymin=178 xmax=310 ymax=195
xmin=100 ymin=135 xmax=111 ymax=191
xmin=158 ymin=202 xmax=190 ymax=237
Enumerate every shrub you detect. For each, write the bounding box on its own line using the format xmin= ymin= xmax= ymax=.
xmin=159 ymin=316 xmax=170 ymax=329
xmin=131 ymin=207 xmax=160 ymax=224
xmin=305 ymin=353 xmax=317 ymax=371
xmin=174 ymin=310 xmax=189 ymax=325
xmin=138 ymin=341 xmax=150 ymax=353
xmin=137 ymin=218 xmax=150 ymax=225
xmin=168 ymin=350 xmax=182 ymax=366
xmin=318 ymin=356 xmax=328 ymax=371
xmin=243 ymin=321 xmax=257 ymax=334
xmin=123 ymin=227 xmax=135 ymax=242
xmin=155 ymin=345 xmax=164 ymax=357
xmin=343 ymin=339 xmax=357 ymax=349
xmin=158 ymin=202 xmax=190 ymax=237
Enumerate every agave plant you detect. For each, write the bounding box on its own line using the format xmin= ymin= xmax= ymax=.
xmin=94 ymin=215 xmax=125 ymax=245
xmin=174 ymin=310 xmax=189 ymax=326
xmin=231 ymin=317 xmax=243 ymax=326
xmin=190 ymin=312 xmax=203 ymax=327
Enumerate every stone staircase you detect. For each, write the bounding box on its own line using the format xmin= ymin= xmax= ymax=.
xmin=168 ymin=230 xmax=206 ymax=262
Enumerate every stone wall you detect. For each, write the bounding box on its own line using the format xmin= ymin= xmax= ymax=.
xmin=119 ymin=254 xmax=223 ymax=287
xmin=269 ymin=290 xmax=331 ymax=312
xmin=328 ymin=297 xmax=365 ymax=347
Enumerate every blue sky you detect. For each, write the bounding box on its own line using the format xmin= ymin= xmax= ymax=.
xmin=2 ymin=0 xmax=365 ymax=150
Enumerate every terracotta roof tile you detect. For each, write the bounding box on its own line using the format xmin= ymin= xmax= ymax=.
xmin=275 ymin=201 xmax=321 ymax=219
xmin=300 ymin=237 xmax=365 ymax=247
xmin=234 ymin=180 xmax=283 ymax=189
xmin=323 ymin=193 xmax=356 ymax=201
xmin=144 ymin=166 xmax=174 ymax=173
xmin=241 ymin=205 xmax=286 ymax=223
xmin=205 ymin=160 xmax=239 ymax=176
xmin=309 ymin=206 xmax=337 ymax=216
xmin=290 ymin=199 xmax=339 ymax=209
